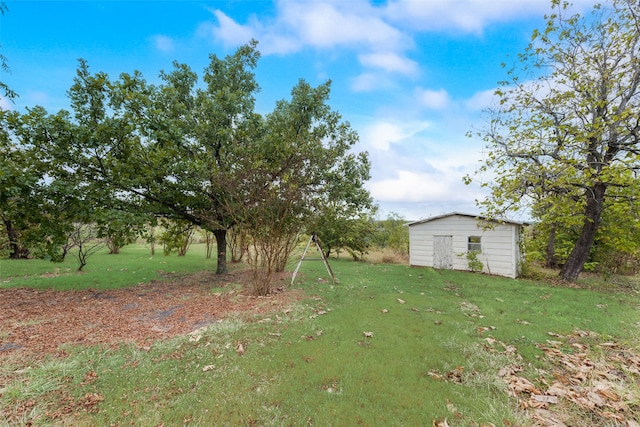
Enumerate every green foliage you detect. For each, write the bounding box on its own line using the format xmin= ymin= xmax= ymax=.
xmin=0 ymin=109 xmax=79 ymax=261
xmin=0 ymin=2 xmax=17 ymax=101
xmin=22 ymin=40 xmax=373 ymax=283
xmin=312 ymin=211 xmax=376 ymax=260
xmin=158 ymin=220 xmax=195 ymax=257
xmin=465 ymin=250 xmax=484 ymax=272
xmin=220 ymin=78 xmax=373 ymax=293
xmin=370 ymin=212 xmax=409 ymax=255
xmin=470 ymin=0 xmax=640 ymax=280
xmin=94 ymin=209 xmax=151 ymax=255
xmin=525 ymin=189 xmax=640 ymax=275
xmin=1 ymin=41 xmax=373 ymax=292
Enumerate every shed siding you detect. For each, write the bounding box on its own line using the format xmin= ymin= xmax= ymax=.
xmin=409 ymin=214 xmax=522 ymax=278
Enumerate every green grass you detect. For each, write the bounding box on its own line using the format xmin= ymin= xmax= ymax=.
xmin=0 ymin=243 xmax=217 ymax=290
xmin=1 ymin=252 xmax=639 ymax=426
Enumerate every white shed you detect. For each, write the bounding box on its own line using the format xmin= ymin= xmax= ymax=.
xmin=408 ymin=212 xmax=527 ymax=278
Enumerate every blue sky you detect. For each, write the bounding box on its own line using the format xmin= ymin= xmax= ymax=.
xmin=0 ymin=0 xmax=589 ymax=220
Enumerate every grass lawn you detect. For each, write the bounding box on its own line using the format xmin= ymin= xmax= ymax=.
xmin=1 ymin=246 xmax=639 ymax=426
xmin=0 ymin=244 xmax=217 ymax=290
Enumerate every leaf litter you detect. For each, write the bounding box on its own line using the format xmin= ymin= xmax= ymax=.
xmin=0 ymin=270 xmax=302 ymax=360
xmin=490 ymin=331 xmax=640 ymax=425
xmin=428 ymin=329 xmax=639 ymax=425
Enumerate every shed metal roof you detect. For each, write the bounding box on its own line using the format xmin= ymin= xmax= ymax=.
xmin=406 ymin=212 xmax=529 ymax=227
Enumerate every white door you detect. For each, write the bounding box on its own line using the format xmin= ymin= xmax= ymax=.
xmin=434 ymin=235 xmax=453 ymax=269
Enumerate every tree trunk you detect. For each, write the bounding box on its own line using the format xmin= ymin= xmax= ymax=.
xmin=545 ymin=224 xmax=557 ymax=268
xmin=3 ymin=218 xmax=29 ymax=259
xmin=214 ymin=228 xmax=227 ymax=274
xmin=560 ymin=183 xmax=606 ymax=281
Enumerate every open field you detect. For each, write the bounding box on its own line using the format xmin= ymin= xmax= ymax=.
xmin=1 ymin=245 xmax=639 ymax=426
xmin=0 ymin=244 xmax=218 ymax=291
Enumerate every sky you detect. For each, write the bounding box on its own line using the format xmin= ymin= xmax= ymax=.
xmin=0 ymin=0 xmax=591 ymax=221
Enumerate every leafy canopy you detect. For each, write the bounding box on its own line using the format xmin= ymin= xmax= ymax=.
xmin=469 ymin=0 xmax=640 ymax=280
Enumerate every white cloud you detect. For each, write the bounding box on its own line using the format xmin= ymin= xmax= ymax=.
xmin=366 ymin=122 xmax=407 ymax=151
xmin=416 ymin=88 xmax=450 ymax=110
xmin=464 ymin=88 xmax=498 ymax=111
xmin=384 ymin=0 xmax=553 ymax=33
xmin=464 ymin=77 xmax=561 ymax=112
xmin=351 ymin=73 xmax=381 ymax=92
xmin=362 ymin=120 xmax=431 ymax=151
xmin=357 ymin=111 xmax=488 ymax=212
xmin=383 ymin=0 xmax=593 ymax=34
xmin=208 ymin=9 xmax=256 ymax=47
xmin=368 ymin=169 xmax=473 ymax=203
xmin=204 ymin=0 xmax=418 ymax=73
xmin=277 ymin=1 xmax=409 ymax=51
xmin=152 ymin=35 xmax=175 ymax=53
xmin=359 ymin=52 xmax=418 ymax=76
xmin=350 ymin=72 xmax=397 ymax=92
xmin=258 ymin=32 xmax=301 ymax=55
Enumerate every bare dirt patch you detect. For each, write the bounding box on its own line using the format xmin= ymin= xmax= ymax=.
xmin=0 ymin=270 xmax=301 ymax=359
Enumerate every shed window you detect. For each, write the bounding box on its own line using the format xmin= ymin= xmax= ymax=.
xmin=468 ymin=236 xmax=482 ymax=252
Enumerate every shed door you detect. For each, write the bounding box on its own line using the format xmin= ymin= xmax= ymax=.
xmin=434 ymin=235 xmax=453 ymax=269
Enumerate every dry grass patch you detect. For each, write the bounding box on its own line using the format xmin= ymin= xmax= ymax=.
xmin=362 ymin=247 xmax=409 ymax=264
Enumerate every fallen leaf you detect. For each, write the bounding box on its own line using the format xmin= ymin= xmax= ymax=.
xmin=381 ymin=309 xmax=389 ymax=313
xmin=498 ymin=366 xmax=521 ymax=377
xmin=532 ymin=395 xmax=559 ymax=404
xmin=202 ymin=365 xmax=215 ymax=372
xmin=363 ymin=331 xmax=373 ymax=338
xmin=546 ymin=382 xmax=570 ymax=397
xmin=235 ymin=342 xmax=245 ymax=355
xmin=81 ymin=392 xmax=104 ymax=411
xmin=586 ymin=391 xmax=606 ymax=407
xmin=81 ymin=370 xmax=99 ymax=386
xmin=397 ymin=298 xmax=406 ymax=304
xmin=427 ymin=371 xmax=442 ymax=380
xmin=599 ymin=410 xmax=624 ymax=421
xmin=593 ymin=382 xmax=619 ymax=401
xmin=599 ymin=342 xmax=617 ymax=348
xmin=532 ymin=409 xmax=568 ymax=427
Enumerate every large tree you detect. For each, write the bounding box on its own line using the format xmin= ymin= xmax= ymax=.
xmin=0 ymin=108 xmax=79 ymax=260
xmin=47 ymin=42 xmax=262 ymax=274
xmin=472 ymin=0 xmax=640 ymax=280
xmin=223 ymin=79 xmax=374 ymax=292
xmin=41 ymin=41 xmax=372 ymax=282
